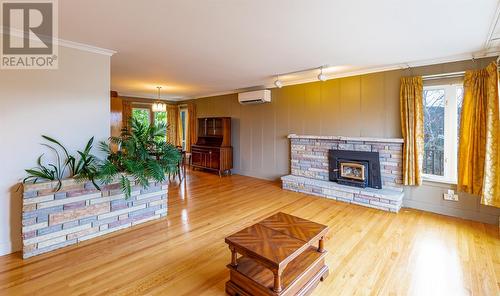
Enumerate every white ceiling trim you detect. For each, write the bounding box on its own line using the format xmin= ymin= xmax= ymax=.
xmin=58 ymin=39 xmax=116 ymax=56
xmin=1 ymin=27 xmax=116 ymax=56
xmin=118 ymin=92 xmax=183 ymax=101
xmin=184 ymin=49 xmax=500 ymax=101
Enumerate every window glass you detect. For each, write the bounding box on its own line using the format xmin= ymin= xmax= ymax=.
xmin=423 ymin=89 xmax=445 ymax=176
xmin=422 ymin=84 xmax=463 ymax=183
xmin=132 ymin=108 xmax=150 ymax=127
xmin=154 ymin=111 xmax=167 ymax=141
xmin=180 ymin=110 xmax=187 ymax=150
xmin=154 ymin=111 xmax=166 ymax=126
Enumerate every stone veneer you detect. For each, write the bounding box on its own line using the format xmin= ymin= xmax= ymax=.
xmin=281 ymin=134 xmax=405 ymax=212
xmin=22 ymin=178 xmax=168 ymax=258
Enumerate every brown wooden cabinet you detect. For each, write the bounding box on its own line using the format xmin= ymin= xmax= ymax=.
xmin=191 ymin=117 xmax=232 ymax=176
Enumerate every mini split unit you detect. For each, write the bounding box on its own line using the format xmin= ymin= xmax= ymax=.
xmin=237 ymin=90 xmax=271 ymax=104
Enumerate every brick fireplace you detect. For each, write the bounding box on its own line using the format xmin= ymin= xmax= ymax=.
xmin=281 ymin=134 xmax=405 ymax=212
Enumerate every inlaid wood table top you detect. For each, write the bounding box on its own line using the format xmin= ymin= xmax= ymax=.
xmin=225 ymin=212 xmax=328 ymax=270
xmin=259 ymin=212 xmax=328 ymax=243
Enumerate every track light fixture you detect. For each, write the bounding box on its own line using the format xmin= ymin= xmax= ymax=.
xmin=317 ymin=66 xmax=327 ymax=81
xmin=273 ymin=65 xmax=328 ymax=88
xmin=274 ymin=75 xmax=283 ymax=88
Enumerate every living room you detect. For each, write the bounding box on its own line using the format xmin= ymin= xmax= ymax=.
xmin=0 ymin=1 xmax=499 ymax=295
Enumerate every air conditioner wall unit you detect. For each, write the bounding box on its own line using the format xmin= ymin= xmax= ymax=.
xmin=238 ymin=90 xmax=271 ymax=104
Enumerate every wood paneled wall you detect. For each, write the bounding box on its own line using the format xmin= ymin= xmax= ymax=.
xmin=110 ymin=92 xmax=123 ymax=144
xmin=193 ymin=70 xmax=403 ymax=179
xmin=191 ymin=57 xmax=500 ymax=224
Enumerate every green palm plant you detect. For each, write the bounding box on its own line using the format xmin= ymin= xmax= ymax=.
xmin=23 ymin=154 xmax=63 ymax=190
xmin=97 ymin=117 xmax=181 ymax=198
xmin=23 ymin=136 xmax=100 ymax=191
xmin=41 ymin=135 xmax=98 ymax=177
xmin=72 ymin=137 xmax=101 ymax=189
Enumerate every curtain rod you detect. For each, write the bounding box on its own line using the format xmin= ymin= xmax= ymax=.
xmin=422 ymin=71 xmax=465 ymax=81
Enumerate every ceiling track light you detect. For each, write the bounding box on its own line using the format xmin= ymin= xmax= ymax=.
xmin=274 ymin=75 xmax=283 ymax=88
xmin=317 ymin=66 xmax=327 ymax=81
xmin=273 ymin=65 xmax=328 ymax=88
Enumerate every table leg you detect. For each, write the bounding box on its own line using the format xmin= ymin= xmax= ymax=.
xmin=230 ymin=247 xmax=238 ymax=267
xmin=318 ymin=236 xmax=325 ymax=253
xmin=273 ymin=270 xmax=283 ymax=293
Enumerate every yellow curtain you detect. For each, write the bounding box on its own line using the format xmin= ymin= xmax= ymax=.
xmin=458 ymin=62 xmax=500 ymax=208
xmin=186 ymin=103 xmax=197 ymax=152
xmin=400 ymin=76 xmax=424 ymax=186
xmin=166 ymin=104 xmax=178 ymax=146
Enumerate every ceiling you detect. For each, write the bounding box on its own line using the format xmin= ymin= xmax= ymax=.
xmin=59 ymin=0 xmax=500 ymax=100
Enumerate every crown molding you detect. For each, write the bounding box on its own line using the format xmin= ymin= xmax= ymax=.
xmin=1 ymin=27 xmax=116 ymax=56
xmin=57 ymin=39 xmax=116 ymax=56
xmin=117 ymin=92 xmax=183 ymax=102
xmin=182 ymin=49 xmax=499 ymax=101
xmin=183 ymin=90 xmax=236 ymax=101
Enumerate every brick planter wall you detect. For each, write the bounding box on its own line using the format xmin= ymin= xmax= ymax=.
xmin=282 ymin=134 xmax=405 ymax=212
xmin=22 ymin=178 xmax=168 ymax=258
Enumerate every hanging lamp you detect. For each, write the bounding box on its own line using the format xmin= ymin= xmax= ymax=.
xmin=152 ymin=86 xmax=166 ymax=112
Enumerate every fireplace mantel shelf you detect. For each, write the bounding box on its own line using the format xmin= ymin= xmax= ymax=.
xmin=288 ymin=134 xmax=404 ymax=144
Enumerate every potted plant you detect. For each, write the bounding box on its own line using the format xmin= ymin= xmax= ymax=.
xmin=23 ymin=117 xmax=181 ymax=198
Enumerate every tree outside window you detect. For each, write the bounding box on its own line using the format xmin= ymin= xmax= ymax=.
xmin=132 ymin=108 xmax=150 ymax=127
xmin=422 ymin=84 xmax=462 ymax=183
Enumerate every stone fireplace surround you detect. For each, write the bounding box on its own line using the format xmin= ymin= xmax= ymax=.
xmin=281 ymin=134 xmax=405 ymax=212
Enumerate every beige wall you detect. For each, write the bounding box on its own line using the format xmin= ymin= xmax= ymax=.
xmin=192 ymin=57 xmax=500 ymax=224
xmin=0 ymin=46 xmax=111 ymax=255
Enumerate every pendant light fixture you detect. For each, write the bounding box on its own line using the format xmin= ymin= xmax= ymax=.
xmin=152 ymin=86 xmax=167 ymax=112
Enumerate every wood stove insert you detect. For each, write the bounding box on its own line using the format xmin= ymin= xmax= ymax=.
xmin=328 ymin=150 xmax=382 ymax=189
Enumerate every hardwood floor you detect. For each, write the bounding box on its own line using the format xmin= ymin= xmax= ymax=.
xmin=0 ymin=170 xmax=499 ymax=295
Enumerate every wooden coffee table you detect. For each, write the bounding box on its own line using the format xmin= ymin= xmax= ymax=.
xmin=225 ymin=212 xmax=329 ymax=296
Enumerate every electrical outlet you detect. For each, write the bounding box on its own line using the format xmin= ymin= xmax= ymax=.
xmin=443 ymin=189 xmax=459 ymax=201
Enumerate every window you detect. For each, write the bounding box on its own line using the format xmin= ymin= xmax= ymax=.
xmin=131 ymin=106 xmax=167 ymax=141
xmin=154 ymin=111 xmax=166 ymax=127
xmin=154 ymin=111 xmax=167 ymax=141
xmin=132 ymin=108 xmax=151 ymax=126
xmin=179 ymin=107 xmax=188 ymax=150
xmin=422 ymin=84 xmax=463 ymax=183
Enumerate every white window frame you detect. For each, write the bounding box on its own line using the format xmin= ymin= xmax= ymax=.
xmin=422 ymin=84 xmax=461 ymax=184
xmin=179 ymin=107 xmax=188 ymax=150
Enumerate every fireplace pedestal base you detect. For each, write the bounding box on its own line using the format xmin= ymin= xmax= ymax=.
xmin=281 ymin=175 xmax=404 ymax=212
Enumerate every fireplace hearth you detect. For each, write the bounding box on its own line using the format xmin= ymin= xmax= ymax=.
xmin=329 ymin=149 xmax=382 ymax=189
xmin=282 ymin=134 xmax=404 ymax=212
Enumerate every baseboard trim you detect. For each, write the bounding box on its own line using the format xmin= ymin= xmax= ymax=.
xmin=232 ymin=169 xmax=277 ymax=181
xmin=0 ymin=242 xmax=13 ymax=256
xmin=404 ymin=199 xmax=499 ymax=225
